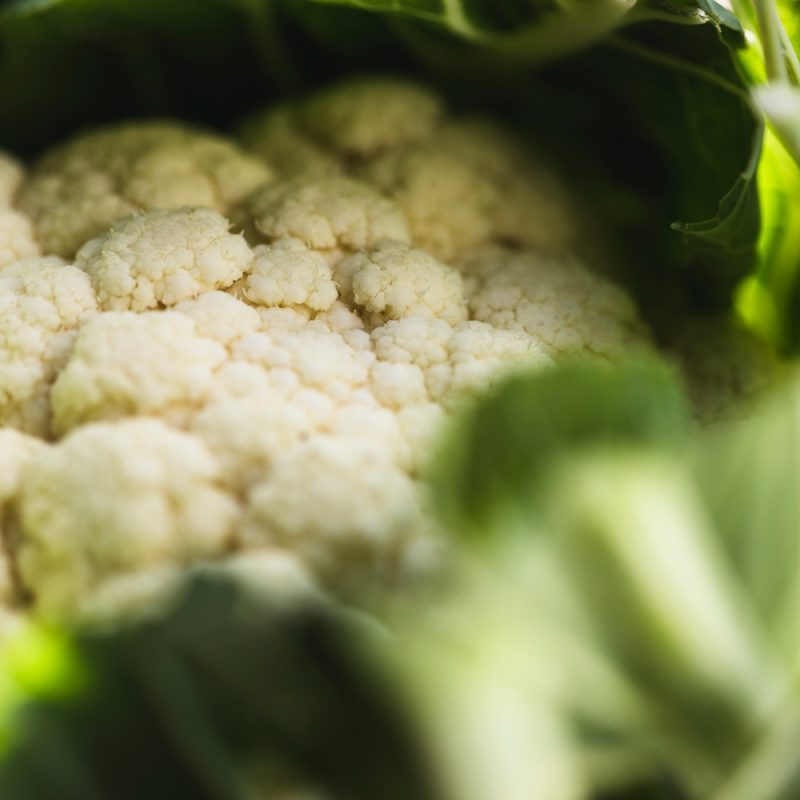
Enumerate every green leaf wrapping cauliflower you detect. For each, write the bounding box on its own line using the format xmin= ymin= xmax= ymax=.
xmin=0 ymin=76 xmax=662 ymax=624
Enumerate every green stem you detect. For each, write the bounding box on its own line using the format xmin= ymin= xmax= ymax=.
xmin=754 ymin=0 xmax=788 ymax=83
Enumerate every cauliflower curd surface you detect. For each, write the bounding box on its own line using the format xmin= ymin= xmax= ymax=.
xmin=0 ymin=76 xmax=669 ymax=623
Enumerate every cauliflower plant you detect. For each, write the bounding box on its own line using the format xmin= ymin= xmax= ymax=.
xmin=2 ymin=73 xmax=745 ymax=627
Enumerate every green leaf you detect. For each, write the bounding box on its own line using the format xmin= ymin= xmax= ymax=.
xmin=429 ymin=358 xmax=690 ymax=539
xmin=0 ymin=572 xmax=441 ymax=800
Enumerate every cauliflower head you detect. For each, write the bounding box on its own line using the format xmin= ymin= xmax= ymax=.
xmin=0 ymin=76 xmax=661 ymax=624
xmin=19 ymin=121 xmax=272 ymax=258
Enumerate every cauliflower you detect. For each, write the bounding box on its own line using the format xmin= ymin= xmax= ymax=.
xmin=0 ymin=257 xmax=97 ymax=436
xmin=75 ymin=207 xmax=253 ymax=310
xmin=240 ymin=436 xmax=421 ymax=587
xmin=0 ymin=209 xmax=40 ymax=267
xmin=462 ymin=247 xmax=649 ymax=359
xmin=19 ymin=121 xmax=272 ymax=257
xmin=239 ymin=77 xmax=443 ymax=175
xmin=232 ymin=237 xmax=338 ymax=311
xmin=50 ymin=311 xmax=227 ymax=435
xmin=240 ymin=77 xmax=577 ymax=262
xmin=16 ymin=419 xmax=238 ymax=617
xmin=336 ymin=240 xmax=467 ymax=326
xmin=0 ymin=76 xmax=662 ymax=623
xmin=240 ymin=175 xmax=410 ymax=258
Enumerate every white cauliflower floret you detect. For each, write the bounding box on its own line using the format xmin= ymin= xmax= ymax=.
xmin=397 ymin=402 xmax=447 ymax=474
xmin=361 ymin=145 xmax=499 ymax=263
xmin=233 ymin=237 xmax=338 ymax=311
xmin=463 ymin=248 xmax=648 ymax=360
xmin=371 ymin=316 xmax=551 ymax=405
xmin=297 ymin=76 xmax=444 ymax=158
xmin=370 ymin=361 xmax=430 ymax=408
xmin=359 ymin=120 xmax=578 ymax=262
xmin=238 ymin=105 xmax=343 ymax=179
xmin=0 ymin=152 xmax=24 ymax=207
xmin=75 ymin=207 xmax=253 ymax=310
xmin=314 ymin=300 xmax=364 ymax=333
xmin=192 ymin=392 xmax=315 ymax=492
xmin=175 ymin=291 xmax=261 ymax=347
xmin=427 ymin=321 xmax=552 ymax=404
xmin=240 ymin=436 xmax=421 ymax=585
xmin=241 ymin=176 xmax=410 ymax=256
xmin=233 ymin=326 xmax=372 ymax=404
xmin=337 ymin=240 xmax=467 ymax=327
xmin=255 ymin=305 xmax=313 ymax=331
xmin=17 ymin=419 xmax=238 ymax=617
xmin=0 ymin=209 xmax=40 ymax=267
xmin=0 ymin=430 xmax=46 ymax=605
xmin=20 ymin=121 xmax=272 ymax=257
xmin=0 ymin=258 xmax=97 ymax=436
xmin=50 ymin=311 xmax=227 ymax=435
xmin=238 ymin=77 xmax=442 ymax=177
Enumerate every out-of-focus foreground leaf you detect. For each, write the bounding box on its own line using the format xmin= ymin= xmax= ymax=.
xmin=0 ymin=574 xmax=441 ymax=800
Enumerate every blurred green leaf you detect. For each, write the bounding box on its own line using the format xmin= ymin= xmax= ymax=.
xmin=0 ymin=573 xmax=441 ymax=800
xmin=430 ymin=358 xmax=690 ymax=540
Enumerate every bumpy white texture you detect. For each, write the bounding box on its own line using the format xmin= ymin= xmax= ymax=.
xmin=241 ymin=176 xmax=410 ymax=256
xmin=233 ymin=238 xmax=338 ymax=311
xmin=297 ymin=76 xmax=444 ymax=158
xmin=239 ymin=77 xmax=442 ymax=176
xmin=50 ymin=311 xmax=227 ymax=435
xmin=0 ymin=209 xmax=40 ymax=267
xmin=75 ymin=207 xmax=253 ymax=310
xmin=371 ymin=316 xmax=552 ymax=406
xmin=463 ymin=248 xmax=648 ymax=359
xmin=361 ymin=145 xmax=501 ymax=263
xmin=336 ymin=240 xmax=467 ymax=327
xmin=0 ymin=152 xmax=23 ymax=207
xmin=20 ymin=121 xmax=272 ymax=257
xmin=175 ymin=291 xmax=261 ymax=348
xmin=0 ymin=430 xmax=46 ymax=604
xmin=240 ymin=436 xmax=421 ymax=585
xmin=0 ymin=257 xmax=97 ymax=436
xmin=17 ymin=419 xmax=238 ymax=617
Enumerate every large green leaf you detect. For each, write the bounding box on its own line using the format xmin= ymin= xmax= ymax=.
xmin=0 ymin=572 xmax=441 ymax=800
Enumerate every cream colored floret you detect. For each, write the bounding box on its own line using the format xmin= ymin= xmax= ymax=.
xmin=463 ymin=248 xmax=648 ymax=359
xmin=233 ymin=237 xmax=338 ymax=311
xmin=20 ymin=121 xmax=272 ymax=257
xmin=192 ymin=392 xmax=315 ymax=492
xmin=371 ymin=316 xmax=551 ymax=405
xmin=0 ymin=258 xmax=97 ymax=436
xmin=0 ymin=209 xmax=40 ymax=267
xmin=241 ymin=176 xmax=410 ymax=255
xmin=75 ymin=207 xmax=253 ymax=310
xmin=240 ymin=436 xmax=420 ymax=583
xmin=175 ymin=291 xmax=261 ymax=348
xmin=50 ymin=311 xmax=227 ymax=435
xmin=0 ymin=152 xmax=23 ymax=207
xmin=297 ymin=76 xmax=444 ymax=158
xmin=17 ymin=419 xmax=238 ymax=617
xmin=238 ymin=77 xmax=442 ymax=177
xmin=0 ymin=430 xmax=46 ymax=604
xmin=232 ymin=326 xmax=373 ymax=403
xmin=337 ymin=240 xmax=467 ymax=326
xmin=361 ymin=145 xmax=499 ymax=262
